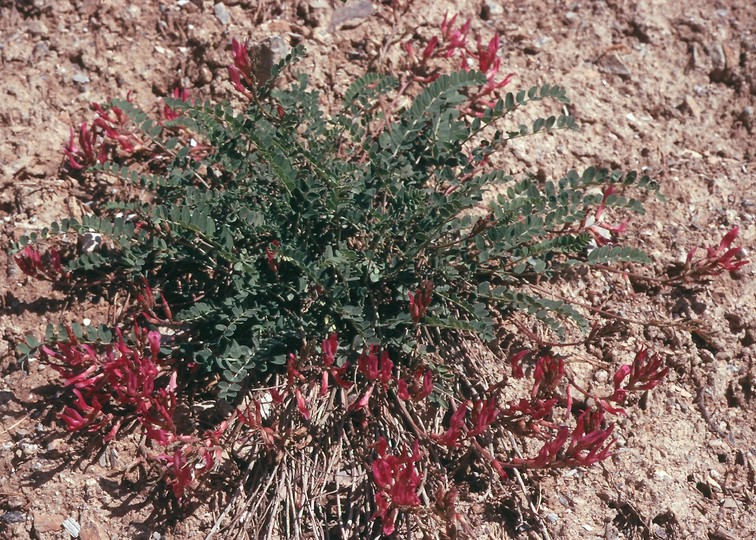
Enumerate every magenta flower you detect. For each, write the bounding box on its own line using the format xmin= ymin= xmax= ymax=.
xmin=408 ymin=280 xmax=433 ymax=324
xmin=163 ymin=87 xmax=190 ymax=121
xmin=371 ymin=437 xmax=423 ymax=535
xmin=531 ymin=353 xmax=565 ymax=399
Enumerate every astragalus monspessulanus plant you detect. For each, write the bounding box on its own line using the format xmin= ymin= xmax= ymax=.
xmin=15 ymin=10 xmax=748 ymax=538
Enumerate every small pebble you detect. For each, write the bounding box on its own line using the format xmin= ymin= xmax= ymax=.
xmin=2 ymin=511 xmax=25 ymax=524
xmin=214 ymin=3 xmax=230 ymax=25
xmin=481 ymin=0 xmax=504 ymax=19
xmin=721 ymin=498 xmax=737 ymax=509
xmin=62 ymin=517 xmax=81 ymax=537
xmin=72 ymin=72 xmax=90 ymax=84
xmin=652 ymin=524 xmax=669 ymax=539
xmin=19 ymin=442 xmax=39 ymax=456
xmin=654 ymin=469 xmax=672 ymax=481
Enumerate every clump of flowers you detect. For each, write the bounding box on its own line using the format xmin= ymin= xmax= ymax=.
xmin=402 ymin=12 xmax=514 ymax=113
xmin=13 ymin=245 xmax=69 ymax=281
xmin=63 ymin=97 xmax=145 ymax=170
xmin=371 ymin=437 xmax=424 ymax=535
xmin=683 ymin=226 xmax=749 ymax=279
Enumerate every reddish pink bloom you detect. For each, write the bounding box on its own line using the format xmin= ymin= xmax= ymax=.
xmin=295 ymin=388 xmax=310 ymax=421
xmin=228 ymin=38 xmax=262 ymax=98
xmin=433 ymin=401 xmax=468 ymax=447
xmin=64 ymin=122 xmax=106 ymax=170
xmin=318 ymin=333 xmax=351 ymax=395
xmin=531 ymin=353 xmax=565 ymax=399
xmin=371 ymin=437 xmax=423 ymax=535
xmin=508 ymin=349 xmax=529 ymax=379
xmin=60 ymin=406 xmax=89 ymax=431
xmin=357 ymin=346 xmax=393 ymax=387
xmin=322 ymin=333 xmax=338 ymax=366
xmin=348 ymin=384 xmax=374 ymax=412
xmin=269 ymin=388 xmax=285 ymax=404
xmin=397 ymin=379 xmax=411 ymax=401
xmin=103 ymin=419 xmax=122 ymax=443
xmin=476 ymin=34 xmax=499 ymax=74
xmin=503 ymin=397 xmax=558 ymax=422
xmin=528 ymin=426 xmax=571 ymax=468
xmin=42 ymin=325 xmax=181 ymax=455
xmin=265 ymin=240 xmax=280 ymax=273
xmin=14 ymin=246 xmax=69 ymax=281
xmin=14 ymin=245 xmax=42 ymax=277
xmin=286 ymin=353 xmax=305 ymax=387
xmin=64 ymin=98 xmax=142 ymax=171
xmin=421 ymin=36 xmax=439 ymax=62
xmin=468 ymin=396 xmax=499 ymax=437
xmin=516 ymin=408 xmax=615 ymax=469
xmin=409 ymin=280 xmax=433 ymax=324
xmin=583 ymin=185 xmax=629 ymax=245
xmin=147 ymin=331 xmax=161 ymax=361
xmin=163 ymin=87 xmax=190 ymax=121
xmin=686 ymin=226 xmax=749 ymax=277
xmin=618 ymin=347 xmax=669 ymax=392
xmin=564 ymin=409 xmax=615 ymax=466
xmin=441 ymin=14 xmax=471 ymax=58
xmin=158 ymin=449 xmax=194 ymax=500
xmin=398 ymin=368 xmax=434 ymax=402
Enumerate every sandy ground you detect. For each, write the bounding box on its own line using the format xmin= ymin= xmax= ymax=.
xmin=1 ymin=0 xmax=754 ymax=538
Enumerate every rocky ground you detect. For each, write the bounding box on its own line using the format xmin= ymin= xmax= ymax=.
xmin=0 ymin=0 xmax=754 ymax=538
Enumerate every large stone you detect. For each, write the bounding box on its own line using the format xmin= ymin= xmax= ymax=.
xmin=33 ymin=512 xmax=63 ymax=534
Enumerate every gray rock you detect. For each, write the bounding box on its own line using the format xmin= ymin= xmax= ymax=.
xmin=328 ymin=0 xmax=374 ymax=32
xmin=19 ymin=442 xmax=39 ymax=456
xmin=72 ymin=72 xmax=90 ymax=84
xmin=2 ymin=511 xmax=25 ymax=524
xmin=598 ymin=53 xmax=631 ymax=80
xmin=214 ymin=3 xmax=230 ymax=25
xmin=481 ymin=0 xmax=504 ymax=20
xmin=710 ymin=43 xmax=726 ymax=71
xmin=678 ymin=95 xmax=702 ymax=119
xmin=246 ymin=36 xmax=290 ymax=84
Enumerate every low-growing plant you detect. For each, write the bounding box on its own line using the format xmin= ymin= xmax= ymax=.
xmin=10 ymin=10 xmax=746 ymax=538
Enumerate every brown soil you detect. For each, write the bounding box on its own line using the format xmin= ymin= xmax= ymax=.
xmin=1 ymin=0 xmax=754 ymax=539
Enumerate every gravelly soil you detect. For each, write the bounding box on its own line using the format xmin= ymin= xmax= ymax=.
xmin=1 ymin=1 xmax=754 ymax=538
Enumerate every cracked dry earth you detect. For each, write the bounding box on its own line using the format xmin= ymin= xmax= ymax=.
xmin=0 ymin=0 xmax=754 ymax=539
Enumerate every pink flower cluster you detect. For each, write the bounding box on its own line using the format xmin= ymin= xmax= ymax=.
xmin=162 ymin=87 xmax=191 ymax=121
xmin=42 ymin=324 xmax=175 ymax=443
xmin=497 ymin=347 xmax=670 ymax=469
xmin=582 ymin=185 xmax=629 ymax=246
xmin=371 ymin=437 xmax=423 ymax=535
xmin=432 ymin=396 xmax=499 ymax=448
xmin=64 ymin=98 xmax=143 ymax=170
xmin=605 ymin=347 xmax=669 ymax=407
xmin=514 ymin=408 xmax=615 ymax=468
xmin=408 ymin=281 xmax=433 ymax=324
xmin=403 ymin=13 xmax=514 ymax=112
xmin=41 ymin=319 xmax=229 ymax=500
xmin=14 ymin=245 xmax=69 ymax=281
xmin=228 ymin=38 xmax=258 ymax=99
xmin=684 ymin=226 xmax=749 ymax=278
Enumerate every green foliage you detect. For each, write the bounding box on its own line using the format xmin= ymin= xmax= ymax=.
xmin=14 ymin=54 xmax=657 ymax=400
